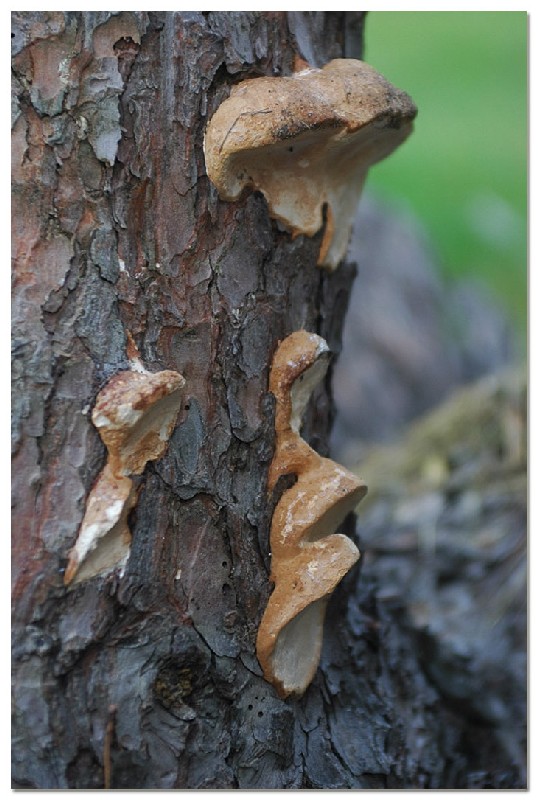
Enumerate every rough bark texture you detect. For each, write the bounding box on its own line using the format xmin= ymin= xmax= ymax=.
xmin=12 ymin=11 xmax=364 ymax=789
xmin=12 ymin=10 xmax=525 ymax=790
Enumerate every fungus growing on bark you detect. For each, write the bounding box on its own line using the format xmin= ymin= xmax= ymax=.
xmin=64 ymin=368 xmax=185 ymax=585
xmin=256 ymin=331 xmax=367 ymax=697
xmin=204 ymin=59 xmax=416 ymax=270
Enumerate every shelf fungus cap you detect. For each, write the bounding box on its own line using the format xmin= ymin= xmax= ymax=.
xmin=257 ymin=534 xmax=361 ymax=699
xmin=257 ymin=330 xmax=367 ymax=698
xmin=270 ymin=330 xmax=330 ymax=430
xmin=63 ymin=466 xmax=136 ymax=586
xmin=92 ymin=369 xmax=186 ymax=476
xmin=64 ymin=368 xmax=185 ymax=586
xmin=204 ymin=59 xmax=417 ymax=270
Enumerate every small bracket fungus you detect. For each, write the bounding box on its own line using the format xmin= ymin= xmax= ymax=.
xmin=256 ymin=331 xmax=367 ymax=698
xmin=64 ymin=368 xmax=186 ymax=586
xmin=204 ymin=59 xmax=416 ymax=270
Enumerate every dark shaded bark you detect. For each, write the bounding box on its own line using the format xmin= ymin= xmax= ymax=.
xmin=12 ymin=10 xmax=525 ymax=790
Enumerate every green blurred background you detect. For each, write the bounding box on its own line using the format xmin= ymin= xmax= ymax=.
xmin=363 ymin=12 xmax=527 ymax=336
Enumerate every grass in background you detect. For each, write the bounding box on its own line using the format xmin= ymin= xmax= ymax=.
xmin=364 ymin=12 xmax=527 ymax=333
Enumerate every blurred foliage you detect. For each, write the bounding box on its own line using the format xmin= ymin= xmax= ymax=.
xmin=364 ymin=12 xmax=527 ymax=334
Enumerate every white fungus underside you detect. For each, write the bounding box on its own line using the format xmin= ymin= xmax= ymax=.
xmin=270 ymin=599 xmax=327 ymax=694
xmin=121 ymin=388 xmax=184 ymax=472
xmin=290 ymin=350 xmax=329 ymax=434
xmin=72 ymin=527 xmax=130 ymax=585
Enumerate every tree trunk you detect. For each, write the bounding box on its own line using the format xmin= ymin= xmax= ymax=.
xmin=11 ymin=11 xmax=524 ymax=789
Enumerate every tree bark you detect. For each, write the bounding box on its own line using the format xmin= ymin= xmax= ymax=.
xmin=12 ymin=11 xmax=363 ymax=789
xmin=11 ymin=11 xmax=524 ymax=790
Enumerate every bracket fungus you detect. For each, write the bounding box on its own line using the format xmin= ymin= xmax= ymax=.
xmin=64 ymin=368 xmax=185 ymax=586
xmin=256 ymin=331 xmax=367 ymax=697
xmin=204 ymin=59 xmax=416 ymax=270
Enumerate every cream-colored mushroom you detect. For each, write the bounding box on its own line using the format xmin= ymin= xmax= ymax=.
xmin=204 ymin=59 xmax=416 ymax=270
xmin=256 ymin=331 xmax=367 ymax=697
xmin=64 ymin=369 xmax=185 ymax=586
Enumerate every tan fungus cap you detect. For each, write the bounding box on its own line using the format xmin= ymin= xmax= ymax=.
xmin=204 ymin=59 xmax=416 ymax=270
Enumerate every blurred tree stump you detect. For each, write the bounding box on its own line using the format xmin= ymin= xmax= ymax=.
xmin=354 ymin=367 xmax=527 ymax=786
